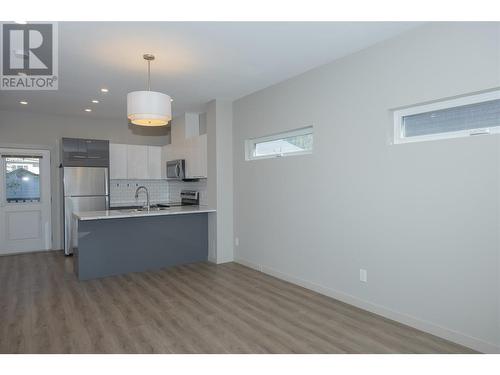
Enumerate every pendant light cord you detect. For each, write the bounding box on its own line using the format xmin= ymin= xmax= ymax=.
xmin=147 ymin=60 xmax=151 ymax=91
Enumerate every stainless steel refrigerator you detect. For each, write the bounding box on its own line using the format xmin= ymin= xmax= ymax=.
xmin=63 ymin=166 xmax=109 ymax=255
xmin=61 ymin=137 xmax=110 ymax=255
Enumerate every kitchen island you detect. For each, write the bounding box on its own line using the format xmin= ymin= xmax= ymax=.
xmin=72 ymin=206 xmax=215 ymax=280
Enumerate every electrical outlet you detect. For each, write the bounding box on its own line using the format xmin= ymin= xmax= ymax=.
xmin=360 ymin=269 xmax=367 ymax=283
xmin=235 ymin=237 xmax=239 ymax=246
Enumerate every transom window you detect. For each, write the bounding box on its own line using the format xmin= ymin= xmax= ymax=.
xmin=393 ymin=90 xmax=500 ymax=144
xmin=245 ymin=126 xmax=313 ymax=161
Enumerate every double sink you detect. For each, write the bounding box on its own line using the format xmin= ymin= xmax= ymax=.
xmin=111 ymin=204 xmax=179 ymax=214
xmin=120 ymin=207 xmax=170 ymax=213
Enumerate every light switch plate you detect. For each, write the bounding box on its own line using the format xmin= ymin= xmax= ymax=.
xmin=360 ymin=269 xmax=367 ymax=282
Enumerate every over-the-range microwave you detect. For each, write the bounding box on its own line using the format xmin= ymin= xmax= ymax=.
xmin=166 ymin=159 xmax=186 ymax=180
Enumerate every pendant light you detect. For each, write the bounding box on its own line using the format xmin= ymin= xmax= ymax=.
xmin=127 ymin=54 xmax=171 ymax=126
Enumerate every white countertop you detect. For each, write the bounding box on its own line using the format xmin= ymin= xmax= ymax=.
xmin=74 ymin=205 xmax=216 ymax=221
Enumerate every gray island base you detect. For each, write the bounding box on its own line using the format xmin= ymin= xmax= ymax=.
xmin=75 ymin=213 xmax=209 ymax=280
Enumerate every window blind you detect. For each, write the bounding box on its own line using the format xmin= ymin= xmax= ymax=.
xmin=402 ymin=99 xmax=500 ymax=137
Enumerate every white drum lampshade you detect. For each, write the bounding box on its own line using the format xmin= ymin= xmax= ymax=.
xmin=127 ymin=90 xmax=172 ymax=126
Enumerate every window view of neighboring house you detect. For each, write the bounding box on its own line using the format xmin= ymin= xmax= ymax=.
xmin=5 ymin=157 xmax=41 ymax=203
xmin=247 ymin=126 xmax=314 ymax=160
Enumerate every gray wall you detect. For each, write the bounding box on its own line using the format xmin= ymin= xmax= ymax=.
xmin=0 ymin=110 xmax=169 ymax=249
xmin=232 ymin=22 xmax=500 ymax=352
xmin=206 ymin=100 xmax=234 ymax=263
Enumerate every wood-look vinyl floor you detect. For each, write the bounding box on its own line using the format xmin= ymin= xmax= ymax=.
xmin=0 ymin=251 xmax=475 ymax=353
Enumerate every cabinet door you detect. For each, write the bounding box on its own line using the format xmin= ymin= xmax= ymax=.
xmin=109 ymin=143 xmax=127 ymax=179
xmin=126 ymin=145 xmax=148 ymax=179
xmin=147 ymin=146 xmax=162 ymax=179
xmin=199 ymin=134 xmax=207 ymax=178
xmin=164 ymin=143 xmax=176 ymax=163
xmin=193 ymin=136 xmax=204 ymax=178
xmin=183 ymin=137 xmax=195 ymax=178
xmin=185 ymin=113 xmax=200 ymax=138
xmin=62 ymin=138 xmax=87 ymax=166
xmin=185 ymin=135 xmax=208 ymax=178
xmin=85 ymin=139 xmax=110 ymax=167
xmin=171 ymin=118 xmax=185 ymax=145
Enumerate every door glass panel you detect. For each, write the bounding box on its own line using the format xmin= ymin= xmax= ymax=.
xmin=4 ymin=156 xmax=41 ymax=203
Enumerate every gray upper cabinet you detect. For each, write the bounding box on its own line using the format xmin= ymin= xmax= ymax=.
xmin=86 ymin=140 xmax=109 ymax=162
xmin=62 ymin=138 xmax=109 ymax=167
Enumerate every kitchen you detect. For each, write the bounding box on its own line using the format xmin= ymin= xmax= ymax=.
xmin=62 ymin=111 xmax=215 ymax=279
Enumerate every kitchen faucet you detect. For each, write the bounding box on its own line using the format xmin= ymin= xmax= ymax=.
xmin=135 ymin=186 xmax=150 ymax=211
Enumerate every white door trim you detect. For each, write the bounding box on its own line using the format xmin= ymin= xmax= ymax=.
xmin=0 ymin=148 xmax=52 ymax=254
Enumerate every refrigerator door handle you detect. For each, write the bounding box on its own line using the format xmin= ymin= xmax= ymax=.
xmin=104 ymin=168 xmax=109 ymax=196
xmin=64 ymin=197 xmax=74 ymax=255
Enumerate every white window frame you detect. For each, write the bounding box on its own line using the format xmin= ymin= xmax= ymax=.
xmin=245 ymin=126 xmax=313 ymax=161
xmin=393 ymin=90 xmax=500 ymax=144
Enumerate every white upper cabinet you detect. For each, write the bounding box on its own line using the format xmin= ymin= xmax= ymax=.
xmin=110 ymin=143 xmax=163 ymax=180
xmin=163 ymin=143 xmax=178 ymax=163
xmin=183 ymin=137 xmax=196 ymax=178
xmin=109 ymin=143 xmax=127 ymax=179
xmin=164 ymin=113 xmax=207 ymax=179
xmin=147 ymin=146 xmax=162 ymax=179
xmin=184 ymin=113 xmax=201 ymax=139
xmin=170 ymin=115 xmax=186 ymax=145
xmin=198 ymin=134 xmax=207 ymax=178
xmin=126 ymin=145 xmax=148 ymax=179
xmin=109 ymin=112 xmax=206 ymax=180
xmin=185 ymin=134 xmax=207 ymax=178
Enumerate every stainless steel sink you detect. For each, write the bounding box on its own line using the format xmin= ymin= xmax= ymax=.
xmin=119 ymin=207 xmax=170 ymax=213
xmin=149 ymin=207 xmax=171 ymax=211
xmin=119 ymin=209 xmax=142 ymax=213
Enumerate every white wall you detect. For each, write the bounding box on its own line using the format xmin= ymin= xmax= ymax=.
xmin=232 ymin=22 xmax=500 ymax=352
xmin=207 ymin=100 xmax=234 ymax=263
xmin=0 ymin=110 xmax=169 ymax=249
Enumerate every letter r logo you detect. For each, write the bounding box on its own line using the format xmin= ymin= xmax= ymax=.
xmin=2 ymin=23 xmax=53 ymax=75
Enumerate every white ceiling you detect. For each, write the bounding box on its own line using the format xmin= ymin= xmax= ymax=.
xmin=0 ymin=22 xmax=422 ymax=120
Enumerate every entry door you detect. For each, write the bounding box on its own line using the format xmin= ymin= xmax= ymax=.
xmin=0 ymin=148 xmax=52 ymax=254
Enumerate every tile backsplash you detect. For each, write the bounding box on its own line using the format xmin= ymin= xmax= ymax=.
xmin=110 ymin=180 xmax=168 ymax=207
xmin=110 ymin=179 xmax=207 ymax=207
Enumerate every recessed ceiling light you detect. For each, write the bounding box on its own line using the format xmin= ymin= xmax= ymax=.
xmin=91 ymin=99 xmax=99 ymax=104
xmin=19 ymin=100 xmax=28 ymax=105
xmin=84 ymin=108 xmax=92 ymax=112
xmin=100 ymin=88 xmax=109 ymax=93
xmin=170 ymin=98 xmax=174 ymax=102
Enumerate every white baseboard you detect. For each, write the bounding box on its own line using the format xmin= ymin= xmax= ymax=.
xmin=235 ymin=257 xmax=262 ymax=271
xmin=234 ymin=257 xmax=499 ymax=354
xmin=208 ymin=255 xmax=234 ymax=264
xmin=0 ymin=248 xmax=59 ymax=257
